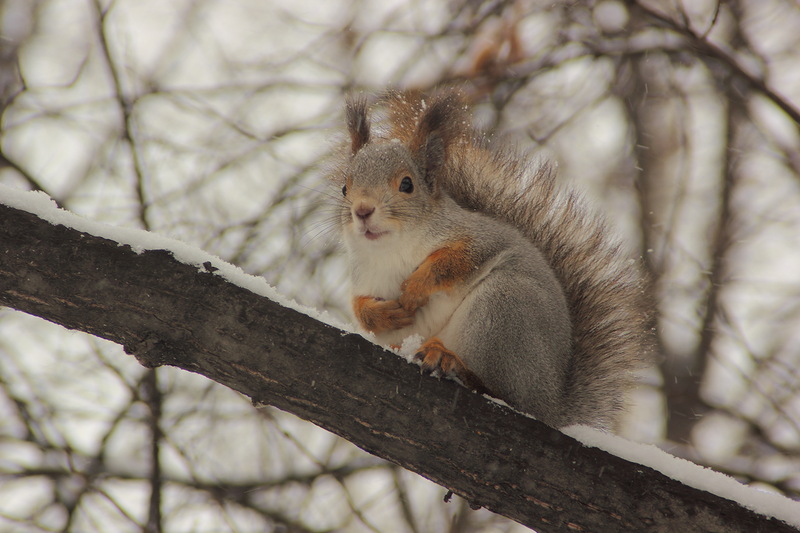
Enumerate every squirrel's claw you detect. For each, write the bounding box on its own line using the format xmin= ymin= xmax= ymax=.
xmin=414 ymin=338 xmax=493 ymax=396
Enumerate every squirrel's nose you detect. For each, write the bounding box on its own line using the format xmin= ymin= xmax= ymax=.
xmin=355 ymin=205 xmax=374 ymax=220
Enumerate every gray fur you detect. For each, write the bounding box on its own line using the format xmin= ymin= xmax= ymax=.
xmin=435 ymin=206 xmax=573 ymax=427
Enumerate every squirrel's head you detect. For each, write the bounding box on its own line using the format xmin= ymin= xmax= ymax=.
xmin=339 ymin=91 xmax=467 ymax=244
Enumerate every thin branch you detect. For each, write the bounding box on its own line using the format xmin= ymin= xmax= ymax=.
xmin=91 ymin=0 xmax=151 ymax=230
xmin=142 ymin=369 xmax=163 ymax=533
xmin=631 ymin=0 xmax=800 ymax=127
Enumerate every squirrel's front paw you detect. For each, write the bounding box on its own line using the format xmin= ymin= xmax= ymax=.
xmin=414 ymin=338 xmax=492 ymax=396
xmin=399 ymin=278 xmax=430 ymax=313
xmin=353 ymin=296 xmax=415 ymax=334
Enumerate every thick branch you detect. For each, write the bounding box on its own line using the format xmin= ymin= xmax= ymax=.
xmin=0 ymin=203 xmax=793 ymax=533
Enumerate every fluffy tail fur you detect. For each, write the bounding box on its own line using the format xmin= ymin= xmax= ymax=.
xmin=377 ymin=89 xmax=654 ymax=428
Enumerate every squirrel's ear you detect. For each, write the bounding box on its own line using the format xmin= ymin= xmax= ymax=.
xmin=345 ymin=94 xmax=370 ymax=154
xmin=421 ymin=132 xmax=446 ymax=191
xmin=409 ymin=91 xmax=465 ymax=191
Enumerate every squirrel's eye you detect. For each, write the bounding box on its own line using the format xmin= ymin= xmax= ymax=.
xmin=342 ymin=184 xmax=347 ymax=197
xmin=399 ymin=176 xmax=414 ymax=194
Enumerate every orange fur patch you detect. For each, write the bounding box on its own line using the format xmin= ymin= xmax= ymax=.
xmin=399 ymin=240 xmax=473 ymax=312
xmin=353 ymin=296 xmax=414 ymax=334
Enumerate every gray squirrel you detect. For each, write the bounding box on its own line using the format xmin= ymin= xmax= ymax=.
xmin=331 ymin=89 xmax=652 ymax=429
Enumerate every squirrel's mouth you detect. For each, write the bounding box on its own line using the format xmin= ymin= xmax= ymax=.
xmin=364 ymin=229 xmax=387 ymax=241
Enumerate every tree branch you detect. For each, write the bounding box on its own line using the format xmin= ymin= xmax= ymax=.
xmin=631 ymin=0 xmax=800 ymax=127
xmin=0 ymin=202 xmax=794 ymax=533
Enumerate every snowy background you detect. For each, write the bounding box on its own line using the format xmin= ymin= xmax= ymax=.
xmin=1 ymin=0 xmax=800 ymax=531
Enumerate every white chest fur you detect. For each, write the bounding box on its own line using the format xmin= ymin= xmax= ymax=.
xmin=346 ymin=231 xmax=427 ymax=300
xmin=344 ymin=230 xmax=465 ymax=346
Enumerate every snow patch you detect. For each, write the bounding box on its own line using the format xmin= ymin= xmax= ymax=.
xmin=0 ymin=185 xmax=354 ymax=333
xmin=396 ymin=334 xmax=424 ymax=362
xmin=564 ymin=425 xmax=800 ymax=528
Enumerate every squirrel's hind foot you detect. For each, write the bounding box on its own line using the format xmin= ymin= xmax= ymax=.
xmin=415 ymin=338 xmax=493 ymax=396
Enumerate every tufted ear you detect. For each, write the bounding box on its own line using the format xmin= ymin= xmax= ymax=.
xmin=408 ymin=91 xmax=466 ymax=193
xmin=345 ymin=94 xmax=370 ymax=154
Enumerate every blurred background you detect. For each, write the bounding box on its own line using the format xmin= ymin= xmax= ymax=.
xmin=1 ymin=0 xmax=799 ymax=531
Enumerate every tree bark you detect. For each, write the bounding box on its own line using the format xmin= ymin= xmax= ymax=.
xmin=0 ymin=203 xmax=793 ymax=533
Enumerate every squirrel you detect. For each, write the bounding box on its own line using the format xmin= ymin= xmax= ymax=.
xmin=330 ymin=89 xmax=652 ymax=430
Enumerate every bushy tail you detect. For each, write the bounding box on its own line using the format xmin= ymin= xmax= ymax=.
xmin=381 ymin=89 xmax=654 ymax=429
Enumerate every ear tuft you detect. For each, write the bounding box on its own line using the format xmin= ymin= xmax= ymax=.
xmin=345 ymin=94 xmax=371 ymax=154
xmin=409 ymin=90 xmax=468 ymax=189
